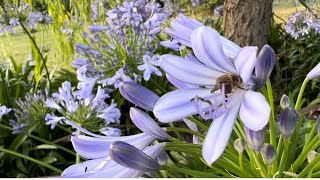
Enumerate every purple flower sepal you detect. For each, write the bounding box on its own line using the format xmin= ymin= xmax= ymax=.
xmin=244 ymin=127 xmax=265 ymax=151
xmin=279 ymin=107 xmax=297 ymax=140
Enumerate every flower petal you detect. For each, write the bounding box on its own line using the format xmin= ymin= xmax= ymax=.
xmin=61 ymin=157 xmax=110 ymax=176
xmin=234 ymin=46 xmax=258 ymax=84
xmin=164 ymin=28 xmax=192 ymax=47
xmin=71 ymin=133 xmax=155 ymax=159
xmin=160 ymin=54 xmax=225 ymax=86
xmin=166 ymin=73 xmax=198 ymax=89
xmin=191 ymin=26 xmax=237 ymax=73
xmin=220 ymin=36 xmax=241 ymax=59
xmin=239 ymin=90 xmax=270 ymax=131
xmin=153 ymin=88 xmax=215 ymax=122
xmin=202 ymin=91 xmax=244 ymax=164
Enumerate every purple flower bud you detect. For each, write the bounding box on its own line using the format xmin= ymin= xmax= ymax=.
xmin=279 ymin=107 xmax=297 ymax=140
xmin=260 ymin=143 xmax=276 ymax=166
xmin=307 ymin=63 xmax=320 ymax=80
xmin=280 ymin=94 xmax=290 ymax=109
xmin=233 ymin=138 xmax=245 ymax=153
xmin=130 ymin=107 xmax=168 ymax=140
xmin=307 ymin=150 xmax=318 ymax=163
xmin=156 ymin=151 xmax=168 ymax=165
xmin=255 ymin=45 xmax=276 ymax=88
xmin=88 ymin=25 xmax=108 ymax=33
xmin=109 ymin=141 xmax=161 ymax=171
xmin=244 ymin=127 xmax=265 ymax=151
xmin=119 ymin=82 xmax=159 ymax=111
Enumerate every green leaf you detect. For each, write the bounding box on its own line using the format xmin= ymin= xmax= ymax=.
xmin=41 ymin=156 xmax=57 ymax=164
xmin=30 ymin=36 xmax=42 ymax=83
xmin=34 ymin=144 xmax=58 ymax=150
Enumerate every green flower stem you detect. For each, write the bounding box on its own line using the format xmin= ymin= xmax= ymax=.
xmin=164 ymin=147 xmax=201 ymax=156
xmin=286 ymin=116 xmax=303 ymax=170
xmin=291 ymin=135 xmax=320 ymax=172
xmin=215 ymin=158 xmax=246 ymax=177
xmin=160 ymin=165 xmax=219 ymax=178
xmin=19 ymin=20 xmax=51 ymax=90
xmin=164 ymin=127 xmax=205 ymax=139
xmin=199 ymin=158 xmax=233 ymax=177
xmin=297 ymin=153 xmax=320 ymax=177
xmin=188 ymin=116 xmax=209 ymax=131
xmin=164 ymin=142 xmax=202 ymax=149
xmin=278 ymin=140 xmax=289 ymax=177
xmin=0 ymin=146 xmax=62 ymax=174
xmin=0 ymin=124 xmax=76 ymax=156
xmin=252 ymin=152 xmax=267 ymax=177
xmin=57 ymin=124 xmax=73 ymax=133
xmin=168 ymin=136 xmax=184 ymax=143
xmin=308 ymin=168 xmax=314 ymax=178
xmin=302 ymin=119 xmax=319 ymax=151
xmin=169 ymin=122 xmax=183 ymax=140
xmin=266 ymin=80 xmax=278 ymax=174
xmin=295 ymin=78 xmax=310 ymax=110
xmin=76 ymin=130 xmax=80 ymax=164
xmin=276 ymin=136 xmax=283 ymax=164
xmin=239 ymin=152 xmax=244 ymax=172
xmin=267 ymin=166 xmax=272 ymax=178
xmin=235 ymin=120 xmax=245 ymax=138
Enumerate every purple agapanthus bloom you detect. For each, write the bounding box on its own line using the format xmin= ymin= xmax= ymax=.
xmin=137 ymin=54 xmax=162 ymax=81
xmin=45 ymin=81 xmax=120 ymax=134
xmin=285 ymin=11 xmax=320 ymax=39
xmin=153 ymin=25 xmax=271 ymax=164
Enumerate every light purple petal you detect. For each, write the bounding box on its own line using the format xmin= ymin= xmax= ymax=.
xmin=130 ymin=107 xmax=168 ymax=140
xmin=183 ymin=118 xmax=201 ymax=144
xmin=191 ymin=26 xmax=237 ymax=73
xmin=239 ymin=90 xmax=270 ymax=131
xmin=166 ymin=73 xmax=198 ymax=89
xmin=153 ymin=88 xmax=215 ymax=122
xmin=71 ymin=133 xmax=155 ymax=159
xmin=220 ymin=36 xmax=241 ymax=59
xmin=61 ymin=157 xmax=110 ymax=176
xmin=234 ymin=46 xmax=258 ymax=84
xmin=160 ymin=54 xmax=225 ymax=86
xmin=164 ymin=28 xmax=192 ymax=47
xmin=307 ymin=63 xmax=320 ymax=80
xmin=202 ymin=91 xmax=245 ymax=164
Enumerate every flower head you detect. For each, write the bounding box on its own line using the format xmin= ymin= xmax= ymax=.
xmin=154 ymin=23 xmax=272 ymax=164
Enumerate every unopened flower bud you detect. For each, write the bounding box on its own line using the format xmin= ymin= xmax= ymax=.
xmin=255 ymin=45 xmax=276 ymax=88
xmin=244 ymin=127 xmax=264 ymax=151
xmin=308 ymin=151 xmax=318 ymax=163
xmin=119 ymin=82 xmax=159 ymax=111
xmin=130 ymin=107 xmax=168 ymax=140
xmin=260 ymin=143 xmax=276 ymax=166
xmin=109 ymin=141 xmax=160 ymax=171
xmin=280 ymin=94 xmax=290 ymax=109
xmin=157 ymin=151 xmax=168 ymax=165
xmin=233 ymin=138 xmax=245 ymax=153
xmin=307 ymin=63 xmax=320 ymax=80
xmin=279 ymin=107 xmax=297 ymax=140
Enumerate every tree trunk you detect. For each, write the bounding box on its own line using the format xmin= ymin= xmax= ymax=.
xmin=223 ymin=0 xmax=273 ymax=49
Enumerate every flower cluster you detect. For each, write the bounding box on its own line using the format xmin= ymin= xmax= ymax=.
xmin=45 ymin=81 xmax=121 ymax=135
xmin=73 ymin=0 xmax=171 ymax=97
xmin=0 ymin=2 xmax=52 ymax=35
xmin=285 ymin=11 xmax=320 ymax=39
xmin=9 ymin=91 xmax=49 ymax=134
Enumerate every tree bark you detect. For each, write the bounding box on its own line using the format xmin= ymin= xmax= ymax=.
xmin=223 ymin=0 xmax=273 ymax=49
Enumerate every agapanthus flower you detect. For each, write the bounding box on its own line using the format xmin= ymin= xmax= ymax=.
xmin=213 ymin=5 xmax=224 ymax=18
xmin=73 ymin=0 xmax=171 ymax=93
xmin=45 ymin=81 xmax=120 ymax=134
xmin=137 ymin=54 xmax=162 ymax=81
xmin=0 ymin=105 xmax=11 ymax=119
xmin=154 ymin=24 xmax=272 ymax=164
xmin=285 ymin=10 xmax=320 ymax=39
xmin=9 ymin=92 xmax=49 ymax=134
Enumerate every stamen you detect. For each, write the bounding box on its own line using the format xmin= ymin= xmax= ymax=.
xmin=192 ymin=90 xmax=230 ymax=120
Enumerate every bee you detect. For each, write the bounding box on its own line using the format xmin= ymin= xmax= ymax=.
xmin=212 ymin=74 xmax=245 ymax=95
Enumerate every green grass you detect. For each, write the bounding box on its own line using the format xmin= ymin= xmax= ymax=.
xmin=0 ymin=26 xmax=61 ymax=68
xmin=273 ymin=0 xmax=306 ymax=23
